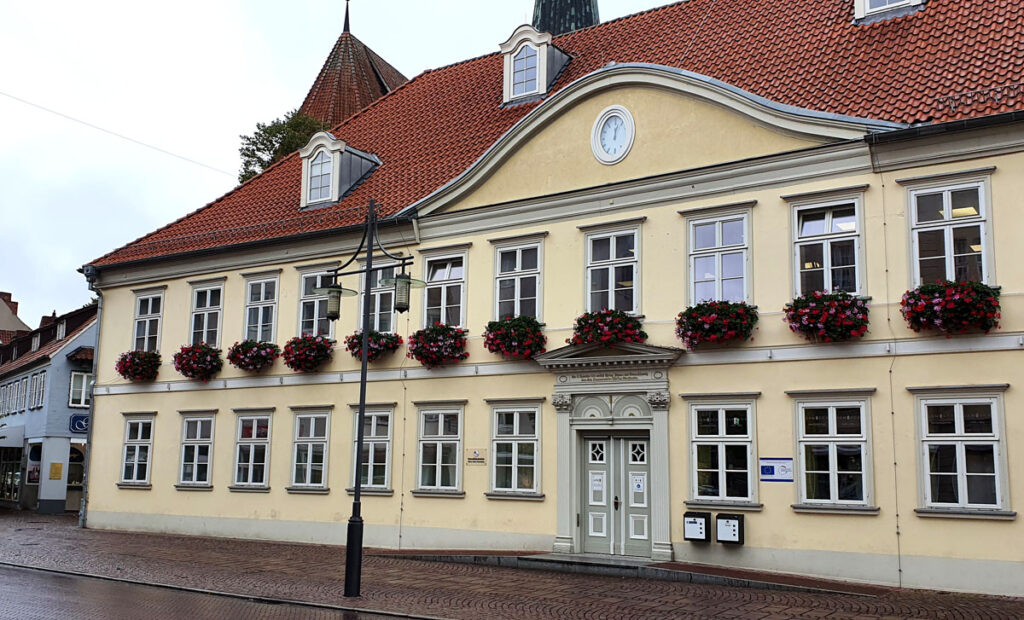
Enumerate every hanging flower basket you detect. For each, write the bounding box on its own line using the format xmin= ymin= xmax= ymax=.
xmin=115 ymin=350 xmax=162 ymax=382
xmin=172 ymin=343 xmax=223 ymax=382
xmin=901 ymin=281 xmax=1000 ymax=336
xmin=484 ymin=315 xmax=547 ymax=359
xmin=676 ymin=301 xmax=758 ymax=349
xmin=283 ymin=334 xmax=334 ymax=372
xmin=345 ymin=330 xmax=403 ymax=363
xmin=784 ymin=291 xmax=869 ymax=343
xmin=567 ymin=309 xmax=648 ymax=346
xmin=407 ymin=323 xmax=469 ymax=368
xmin=227 ymin=340 xmax=280 ymax=373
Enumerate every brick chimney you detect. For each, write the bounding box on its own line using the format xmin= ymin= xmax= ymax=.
xmin=39 ymin=311 xmax=57 ymax=328
xmin=0 ymin=292 xmax=17 ymax=316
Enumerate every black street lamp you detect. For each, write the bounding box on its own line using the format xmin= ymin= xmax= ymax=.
xmin=314 ymin=199 xmax=422 ymax=597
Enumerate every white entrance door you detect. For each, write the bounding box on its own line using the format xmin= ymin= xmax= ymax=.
xmin=581 ymin=434 xmax=652 ymax=556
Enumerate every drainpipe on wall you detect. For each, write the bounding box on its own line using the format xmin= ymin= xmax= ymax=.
xmin=78 ymin=266 xmax=103 ymax=529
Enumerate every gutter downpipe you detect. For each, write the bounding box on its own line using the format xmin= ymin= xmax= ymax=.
xmin=78 ymin=266 xmax=102 ymax=529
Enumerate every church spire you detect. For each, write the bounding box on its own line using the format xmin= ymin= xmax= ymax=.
xmin=532 ymin=0 xmax=600 ymax=36
xmin=343 ymin=0 xmax=350 ymax=33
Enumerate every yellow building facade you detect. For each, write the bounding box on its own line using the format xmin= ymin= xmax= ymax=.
xmin=83 ymin=15 xmax=1024 ymax=596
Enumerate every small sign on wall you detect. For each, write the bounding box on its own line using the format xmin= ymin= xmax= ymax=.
xmin=466 ymin=448 xmax=487 ymax=466
xmin=49 ymin=463 xmax=63 ymax=481
xmin=759 ymin=457 xmax=794 ymax=482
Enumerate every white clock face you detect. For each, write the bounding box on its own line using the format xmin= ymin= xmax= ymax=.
xmin=600 ymin=115 xmax=627 ymax=156
xmin=591 ymin=106 xmax=634 ymax=165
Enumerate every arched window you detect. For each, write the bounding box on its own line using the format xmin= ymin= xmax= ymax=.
xmin=512 ymin=45 xmax=539 ymax=97
xmin=308 ymin=150 xmax=332 ymax=202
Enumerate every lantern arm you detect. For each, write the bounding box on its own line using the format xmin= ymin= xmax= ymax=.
xmin=373 ymin=223 xmax=405 ymax=262
xmin=330 ymin=219 xmax=370 ymax=276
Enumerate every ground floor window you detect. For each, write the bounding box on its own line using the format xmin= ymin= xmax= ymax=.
xmin=122 ymin=418 xmax=154 ymax=484
xmin=920 ymin=397 xmax=1006 ymax=509
xmin=418 ymin=409 xmax=461 ymax=490
xmin=292 ymin=413 xmax=329 ymax=488
xmin=235 ymin=415 xmax=271 ymax=487
xmin=690 ymin=404 xmax=754 ymax=502
xmin=492 ymin=407 xmax=539 ymax=493
xmin=797 ymin=402 xmax=870 ymax=505
xmin=0 ymin=448 xmax=21 ymax=502
xmin=355 ymin=410 xmax=391 ymax=489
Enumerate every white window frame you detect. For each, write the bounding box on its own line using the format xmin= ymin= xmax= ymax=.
xmin=491 ymin=405 xmax=541 ymax=494
xmin=908 ymin=180 xmax=992 ymax=286
xmin=298 ymin=133 xmax=344 ymax=209
xmin=292 ymin=412 xmax=330 ymax=489
xmin=244 ymin=277 xmax=278 ymax=343
xmin=133 ymin=292 xmax=163 ymax=352
xmin=233 ymin=414 xmax=272 ymax=488
xmin=19 ymin=378 xmax=27 ymax=412
xmin=298 ymin=271 xmax=335 ymax=339
xmin=585 ymin=227 xmax=640 ymax=314
xmin=687 ymin=210 xmax=750 ymax=304
xmin=855 ymin=0 xmax=922 ymax=19
xmin=494 ymin=242 xmax=543 ymax=321
xmin=307 ymin=149 xmax=332 ymax=204
xmin=417 ymin=408 xmax=463 ymax=491
xmin=56 ymin=321 xmax=66 ymax=341
xmin=32 ymin=371 xmax=45 ymax=410
xmin=364 ymin=264 xmax=397 ymax=333
xmin=511 ymin=43 xmax=539 ymax=98
xmin=69 ymin=371 xmax=92 ymax=408
xmin=31 ymin=334 xmax=40 ymax=351
xmin=916 ymin=394 xmax=1009 ymax=511
xmin=179 ymin=415 xmax=214 ymax=486
xmin=121 ymin=417 xmax=154 ymax=484
xmin=791 ymin=198 xmax=864 ymax=296
xmin=795 ymin=400 xmax=873 ymax=506
xmin=689 ymin=402 xmax=757 ymax=503
xmin=423 ymin=254 xmax=466 ymax=328
xmin=190 ymin=284 xmax=223 ymax=346
xmin=352 ymin=408 xmax=392 ymax=489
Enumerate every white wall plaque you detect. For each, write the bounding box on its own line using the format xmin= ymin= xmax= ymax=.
xmin=759 ymin=457 xmax=794 ymax=482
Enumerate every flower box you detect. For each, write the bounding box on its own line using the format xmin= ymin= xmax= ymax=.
xmin=676 ymin=301 xmax=757 ymax=349
xmin=567 ymin=309 xmax=647 ymax=346
xmin=901 ymin=281 xmax=1000 ymax=336
xmin=344 ymin=330 xmax=403 ymax=363
xmin=172 ymin=343 xmax=224 ymax=382
xmin=227 ymin=340 xmax=280 ymax=372
xmin=282 ymin=334 xmax=334 ymax=372
xmin=784 ymin=291 xmax=869 ymax=343
xmin=407 ymin=323 xmax=469 ymax=368
xmin=484 ymin=315 xmax=547 ymax=359
xmin=115 ymin=350 xmax=162 ymax=382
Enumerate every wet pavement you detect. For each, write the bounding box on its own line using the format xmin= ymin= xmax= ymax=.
xmin=0 ymin=564 xmax=402 ymax=620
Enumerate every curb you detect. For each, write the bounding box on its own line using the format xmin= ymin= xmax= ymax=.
xmin=0 ymin=561 xmax=449 ymax=620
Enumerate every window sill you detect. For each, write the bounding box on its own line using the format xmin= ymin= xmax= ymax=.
xmin=914 ymin=508 xmax=1016 ymax=521
xmin=685 ymin=500 xmax=763 ymax=512
xmin=116 ymin=482 xmax=151 ymax=490
xmin=227 ymin=485 xmax=270 ymax=493
xmin=286 ymin=486 xmax=329 ymax=495
xmin=410 ymin=489 xmax=465 ymax=498
xmin=485 ymin=491 xmax=545 ymax=501
xmin=791 ymin=503 xmax=879 ymax=515
xmin=174 ymin=484 xmax=213 ymax=492
xmin=345 ymin=487 xmax=394 ymax=496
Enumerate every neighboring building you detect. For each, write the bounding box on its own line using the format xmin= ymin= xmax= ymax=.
xmin=0 ymin=292 xmax=30 ymax=345
xmin=0 ymin=304 xmax=97 ymax=514
xmin=81 ymin=0 xmax=1024 ymax=595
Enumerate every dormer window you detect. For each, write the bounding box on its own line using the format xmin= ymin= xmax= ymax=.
xmin=854 ymin=0 xmax=923 ymax=20
xmin=31 ymin=334 xmax=40 ymax=351
xmin=299 ymin=131 xmax=381 ymax=210
xmin=309 ymin=151 xmax=332 ymax=203
xmin=500 ymin=25 xmax=569 ymax=104
xmin=56 ymin=320 xmax=66 ymax=341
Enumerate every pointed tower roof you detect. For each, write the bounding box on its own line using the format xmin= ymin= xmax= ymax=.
xmin=299 ymin=2 xmax=408 ymax=127
xmin=533 ymin=0 xmax=600 ymax=36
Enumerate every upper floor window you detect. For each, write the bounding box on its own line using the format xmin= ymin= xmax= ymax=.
xmin=855 ymin=0 xmax=922 ymax=19
xmin=689 ymin=212 xmax=748 ymax=303
xmin=31 ymin=334 xmax=40 ymax=351
xmin=495 ymin=244 xmax=540 ymax=320
xmin=30 ymin=371 xmax=46 ymax=410
xmin=191 ymin=285 xmax=222 ymax=346
xmin=911 ymin=183 xmax=989 ymax=285
xmin=19 ymin=377 xmax=28 ymax=412
xmin=245 ymin=277 xmax=278 ymax=342
xmin=512 ymin=45 xmax=538 ymax=97
xmin=367 ymin=265 xmax=396 ymax=333
xmin=586 ymin=230 xmax=638 ymax=313
xmin=794 ymin=201 xmax=860 ymax=294
xmin=299 ymin=272 xmax=333 ymax=338
xmin=425 ymin=256 xmax=465 ymax=327
xmin=69 ymin=372 xmax=92 ymax=408
xmin=56 ymin=321 xmax=66 ymax=341
xmin=134 ymin=293 xmax=162 ymax=352
xmin=499 ymin=25 xmax=569 ymax=104
xmin=308 ymin=151 xmax=332 ymax=203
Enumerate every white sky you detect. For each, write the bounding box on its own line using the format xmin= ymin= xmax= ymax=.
xmin=0 ymin=0 xmax=665 ymax=326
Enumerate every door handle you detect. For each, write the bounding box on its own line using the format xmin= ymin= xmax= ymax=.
xmin=613 ymin=495 xmax=620 ymax=511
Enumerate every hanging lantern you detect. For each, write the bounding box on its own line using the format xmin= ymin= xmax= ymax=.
xmin=394 ymin=273 xmax=412 ymax=314
xmin=325 ymin=285 xmax=343 ymax=321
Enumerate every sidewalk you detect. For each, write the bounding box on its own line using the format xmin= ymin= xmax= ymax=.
xmin=1 ymin=511 xmax=1022 ymax=619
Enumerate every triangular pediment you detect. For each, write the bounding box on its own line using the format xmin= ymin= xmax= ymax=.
xmin=534 ymin=341 xmax=683 ymax=371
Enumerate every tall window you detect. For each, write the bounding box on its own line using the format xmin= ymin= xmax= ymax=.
xmin=424 ymin=256 xmax=464 ymax=326
xmin=180 ymin=417 xmax=213 ymax=486
xmin=920 ymin=398 xmax=1005 ymax=509
xmin=245 ymin=278 xmax=277 ymax=342
xmin=689 ymin=213 xmax=748 ymax=303
xmin=368 ymin=266 xmax=396 ymax=333
xmin=308 ymin=150 xmax=332 ymax=203
xmin=492 ymin=408 xmax=538 ymax=493
xmin=30 ymin=371 xmax=45 ymax=410
xmin=191 ymin=286 xmax=222 ymax=345
xmin=19 ymin=378 xmax=27 ymax=412
xmin=418 ymin=410 xmax=461 ymax=490
xmin=299 ymin=273 xmax=333 ymax=338
xmin=56 ymin=321 xmax=66 ymax=341
xmin=355 ymin=410 xmax=391 ymax=488
xmin=234 ymin=415 xmax=271 ymax=487
xmin=587 ymin=230 xmax=638 ymax=313
xmin=691 ymin=405 xmax=754 ymax=501
xmin=495 ymin=245 xmax=540 ymax=319
xmin=798 ymin=402 xmax=869 ymax=505
xmin=292 ymin=413 xmax=329 ymax=488
xmin=27 ymin=375 xmax=37 ymax=410
xmin=911 ymin=183 xmax=988 ymax=285
xmin=512 ymin=45 xmax=538 ymax=96
xmin=122 ymin=418 xmax=153 ymax=484
xmin=69 ymin=372 xmax=92 ymax=408
xmin=134 ymin=293 xmax=162 ymax=352
xmin=794 ymin=202 xmax=859 ymax=294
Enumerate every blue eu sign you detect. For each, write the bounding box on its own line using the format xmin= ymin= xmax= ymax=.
xmin=69 ymin=414 xmax=90 ymax=434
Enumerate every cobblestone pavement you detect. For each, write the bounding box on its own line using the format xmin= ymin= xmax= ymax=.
xmin=2 ymin=511 xmax=1022 ymax=619
xmin=0 ymin=564 xmax=394 ymax=620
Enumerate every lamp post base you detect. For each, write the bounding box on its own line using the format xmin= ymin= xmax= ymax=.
xmin=343 ymin=516 xmax=364 ymax=597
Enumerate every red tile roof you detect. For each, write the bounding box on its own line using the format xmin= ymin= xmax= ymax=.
xmin=90 ymin=0 xmax=1024 ymax=268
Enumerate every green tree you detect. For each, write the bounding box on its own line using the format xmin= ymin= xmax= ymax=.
xmin=238 ymin=110 xmax=326 ymax=183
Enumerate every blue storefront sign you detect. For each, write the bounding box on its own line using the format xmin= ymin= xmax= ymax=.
xmin=69 ymin=414 xmax=90 ymax=434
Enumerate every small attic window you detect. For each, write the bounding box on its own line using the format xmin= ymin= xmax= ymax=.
xmin=500 ymin=25 xmax=569 ymax=104
xmin=56 ymin=320 xmax=66 ymax=341
xmin=309 ymin=151 xmax=332 ymax=203
xmin=299 ymin=131 xmax=381 ymax=210
xmin=31 ymin=334 xmax=40 ymax=351
xmin=513 ymin=45 xmax=539 ymax=97
xmin=855 ymin=0 xmax=923 ymax=20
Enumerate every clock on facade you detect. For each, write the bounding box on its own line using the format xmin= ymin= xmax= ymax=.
xmin=591 ymin=105 xmax=635 ymax=165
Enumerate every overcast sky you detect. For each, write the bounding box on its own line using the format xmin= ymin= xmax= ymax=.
xmin=0 ymin=0 xmax=664 ymax=326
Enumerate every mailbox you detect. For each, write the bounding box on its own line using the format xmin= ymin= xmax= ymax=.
xmin=683 ymin=511 xmax=711 ymax=542
xmin=716 ymin=513 xmax=744 ymax=545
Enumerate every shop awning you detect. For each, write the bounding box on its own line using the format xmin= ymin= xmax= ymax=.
xmin=0 ymin=425 xmax=24 ymax=448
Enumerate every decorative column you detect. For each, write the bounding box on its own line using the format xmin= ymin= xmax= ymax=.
xmin=552 ymin=393 xmax=575 ymax=554
xmin=647 ymin=391 xmax=674 ymax=561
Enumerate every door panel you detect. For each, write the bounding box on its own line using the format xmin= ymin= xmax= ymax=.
xmin=582 ymin=439 xmax=611 ymax=553
xmin=580 ymin=434 xmax=651 ymax=557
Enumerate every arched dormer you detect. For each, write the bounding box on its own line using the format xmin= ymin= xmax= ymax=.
xmin=298 ymin=131 xmax=382 ymax=209
xmin=500 ymin=25 xmax=569 ymax=105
